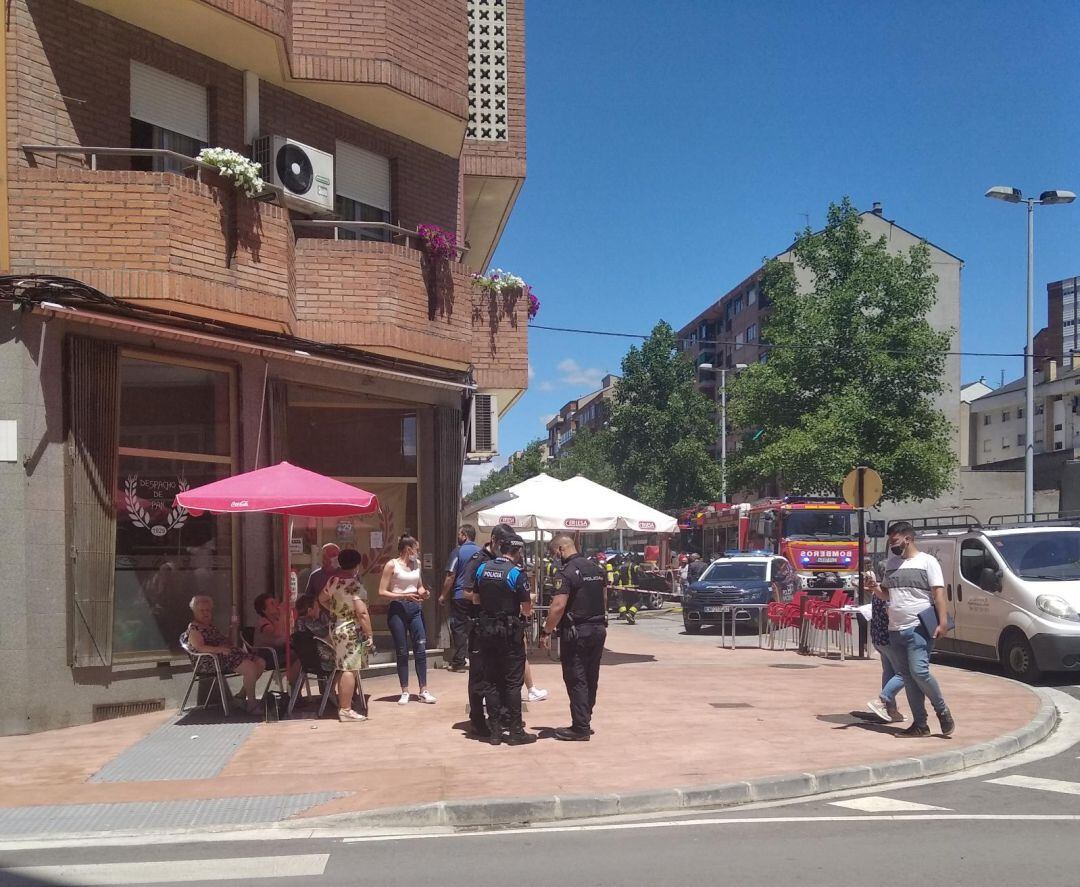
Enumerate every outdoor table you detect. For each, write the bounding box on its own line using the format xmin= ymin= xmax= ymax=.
xmin=820 ymin=605 xmax=865 ymax=661
xmin=715 ymin=603 xmax=770 ymax=650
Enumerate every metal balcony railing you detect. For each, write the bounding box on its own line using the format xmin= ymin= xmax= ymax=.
xmin=291 ymin=220 xmax=470 ymax=261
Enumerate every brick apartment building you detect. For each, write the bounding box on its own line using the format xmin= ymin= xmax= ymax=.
xmin=0 ymin=0 xmax=528 ymax=734
xmin=545 ymin=373 xmax=619 ymax=458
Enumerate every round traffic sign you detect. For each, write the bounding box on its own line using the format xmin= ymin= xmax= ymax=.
xmin=842 ymin=466 xmax=883 ymax=509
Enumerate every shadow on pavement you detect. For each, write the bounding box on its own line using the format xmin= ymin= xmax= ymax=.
xmin=816 ymin=711 xmax=904 ymax=735
xmin=599 ymin=650 xmax=657 ymax=666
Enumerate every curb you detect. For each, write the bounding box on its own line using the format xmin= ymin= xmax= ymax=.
xmin=290 ymin=688 xmax=1058 ymax=831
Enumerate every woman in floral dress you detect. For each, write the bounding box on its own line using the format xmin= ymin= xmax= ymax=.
xmin=317 ymin=548 xmax=375 ymax=722
xmin=182 ymin=595 xmax=265 ymax=714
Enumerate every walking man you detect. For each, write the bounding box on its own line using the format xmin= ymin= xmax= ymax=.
xmin=867 ymin=521 xmax=955 ymax=737
xmin=439 ymin=524 xmax=481 ymax=672
xmin=540 ymin=535 xmax=608 ymax=741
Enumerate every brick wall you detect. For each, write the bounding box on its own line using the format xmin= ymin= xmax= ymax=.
xmin=259 ymin=82 xmax=459 ymax=233
xmin=8 ymin=168 xmax=295 ymax=325
xmin=290 ymin=0 xmax=468 ymax=117
xmin=294 ymin=240 xmax=474 ymax=364
xmin=470 ymin=288 xmax=529 ymax=390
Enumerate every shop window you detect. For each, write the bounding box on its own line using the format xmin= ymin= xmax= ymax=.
xmin=113 ymin=355 xmax=235 ymax=658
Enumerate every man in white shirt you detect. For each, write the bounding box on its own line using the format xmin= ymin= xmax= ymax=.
xmin=867 ymin=520 xmax=955 ymax=738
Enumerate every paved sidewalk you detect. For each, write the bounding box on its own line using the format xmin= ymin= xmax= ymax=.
xmin=0 ymin=619 xmax=1052 ymax=835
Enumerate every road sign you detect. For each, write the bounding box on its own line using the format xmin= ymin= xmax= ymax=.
xmin=842 ymin=466 xmax=883 ymax=509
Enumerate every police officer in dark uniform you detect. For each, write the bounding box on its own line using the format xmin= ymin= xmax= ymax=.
xmin=460 ymin=523 xmax=515 ymax=736
xmin=540 ymin=534 xmax=608 ymax=741
xmin=472 ymin=533 xmax=535 ymax=745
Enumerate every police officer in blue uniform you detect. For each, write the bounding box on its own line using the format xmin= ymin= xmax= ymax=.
xmin=471 ymin=533 xmax=536 ymax=745
xmin=540 ymin=534 xmax=608 ymax=741
xmin=460 ymin=523 xmax=515 ymax=735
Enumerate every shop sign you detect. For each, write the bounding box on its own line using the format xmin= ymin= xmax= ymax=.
xmin=124 ymin=474 xmax=190 ymax=537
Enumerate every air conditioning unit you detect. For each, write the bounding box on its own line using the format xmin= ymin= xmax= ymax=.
xmin=252 ymin=136 xmax=334 ymax=213
xmin=466 ymin=393 xmax=499 ymax=462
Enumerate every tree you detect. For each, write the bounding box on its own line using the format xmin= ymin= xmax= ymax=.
xmin=550 ymin=427 xmax=618 ymax=488
xmin=464 ymin=438 xmax=548 ymax=503
xmin=727 ymin=198 xmax=956 ymax=502
xmin=606 ymin=320 xmax=722 ymax=511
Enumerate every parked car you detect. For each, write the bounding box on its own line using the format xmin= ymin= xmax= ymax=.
xmin=916 ymin=523 xmax=1080 ymax=682
xmin=682 ymin=554 xmax=796 ymax=634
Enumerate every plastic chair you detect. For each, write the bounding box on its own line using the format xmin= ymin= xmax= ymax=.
xmin=179 ymin=634 xmax=241 ymax=717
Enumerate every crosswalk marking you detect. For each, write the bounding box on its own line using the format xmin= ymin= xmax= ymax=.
xmin=0 ymin=854 xmax=330 ymax=885
xmin=830 ymin=796 xmax=950 ymax=812
xmin=987 ymin=775 xmax=1080 ymax=796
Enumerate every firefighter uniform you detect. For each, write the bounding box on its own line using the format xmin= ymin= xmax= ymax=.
xmin=550 ymin=553 xmax=608 ymax=740
xmin=473 ymin=552 xmax=533 ymax=745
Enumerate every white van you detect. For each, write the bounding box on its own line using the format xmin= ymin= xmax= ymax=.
xmin=912 ymin=517 xmax=1080 ymax=682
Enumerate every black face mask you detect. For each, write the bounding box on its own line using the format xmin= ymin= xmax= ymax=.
xmin=890 ymin=543 xmax=907 ymax=557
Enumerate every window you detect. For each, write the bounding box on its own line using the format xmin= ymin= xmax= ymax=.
xmin=1018 ymin=433 xmax=1026 ymax=446
xmin=735 ymin=331 xmax=744 ymax=348
xmin=1002 ymin=436 xmax=1010 ymax=448
xmin=746 ymin=323 xmax=757 ymax=342
xmin=114 ymin=353 xmax=235 ymax=658
xmin=335 ymin=142 xmax=391 ymax=241
xmin=1018 ymin=407 xmax=1024 ymax=419
xmin=1055 ymin=424 xmax=1063 ymax=432
xmin=129 ymin=62 xmax=208 ymax=173
xmin=733 ymin=297 xmax=744 ymax=314
xmin=960 ymin=540 xmax=992 ymax=584
xmin=983 ymin=414 xmax=991 ymax=426
xmin=1056 ymin=442 xmax=1064 ymax=450
xmin=748 ymin=287 xmax=757 ymax=305
xmin=1002 ymin=410 xmax=1011 ymax=421
xmin=1037 ymin=403 xmax=1045 ymax=416
xmin=983 ymin=439 xmax=991 ymax=452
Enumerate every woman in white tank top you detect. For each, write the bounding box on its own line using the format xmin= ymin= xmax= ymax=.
xmin=379 ymin=534 xmax=435 ymax=705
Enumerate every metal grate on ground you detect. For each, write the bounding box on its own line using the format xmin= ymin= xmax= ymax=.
xmin=0 ymin=792 xmax=349 ymax=837
xmin=90 ymin=719 xmax=257 ymax=783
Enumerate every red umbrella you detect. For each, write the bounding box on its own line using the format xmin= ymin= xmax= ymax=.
xmin=175 ymin=461 xmax=380 ymax=696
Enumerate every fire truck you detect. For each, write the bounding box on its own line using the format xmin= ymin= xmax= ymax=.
xmin=680 ymin=497 xmax=860 ymax=590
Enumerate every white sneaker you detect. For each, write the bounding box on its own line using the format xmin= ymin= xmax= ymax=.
xmin=398 ymin=692 xmax=411 ymax=705
xmin=526 ymin=687 xmax=548 ymax=702
xmin=867 ymin=698 xmax=905 ymax=723
xmin=418 ymin=690 xmax=437 ymax=704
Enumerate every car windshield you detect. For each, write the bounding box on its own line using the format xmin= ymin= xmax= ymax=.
xmin=992 ymin=531 xmax=1080 ymax=580
xmin=700 ymin=562 xmax=767 ymax=582
xmin=782 ymin=509 xmax=854 ymax=541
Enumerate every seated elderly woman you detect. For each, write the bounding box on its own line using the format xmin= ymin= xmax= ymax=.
xmin=253 ymin=592 xmax=302 ymax=689
xmin=182 ymin=595 xmax=265 ymax=715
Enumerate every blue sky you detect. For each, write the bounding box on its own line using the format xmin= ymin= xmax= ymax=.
xmin=467 ymin=1 xmax=1080 ymax=489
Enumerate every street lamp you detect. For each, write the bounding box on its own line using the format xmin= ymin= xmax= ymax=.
xmin=699 ymin=362 xmax=748 ymax=503
xmin=986 ymin=185 xmax=1076 ymax=519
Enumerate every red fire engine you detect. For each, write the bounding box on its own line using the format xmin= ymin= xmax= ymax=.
xmin=679 ymin=497 xmax=859 ymax=588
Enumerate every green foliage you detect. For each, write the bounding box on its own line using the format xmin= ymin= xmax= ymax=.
xmin=727 ymin=198 xmax=956 ymax=502
xmin=550 ymin=427 xmax=618 ymax=488
xmin=464 ymin=438 xmax=549 ymax=504
xmin=606 ymin=321 xmax=722 ymax=511
xmin=462 ymin=322 xmax=722 ymax=511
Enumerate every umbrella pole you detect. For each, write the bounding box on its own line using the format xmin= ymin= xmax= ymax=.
xmin=283 ymin=516 xmax=292 ymax=690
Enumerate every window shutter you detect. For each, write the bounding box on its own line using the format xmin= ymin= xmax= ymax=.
xmin=66 ymin=336 xmax=120 ymax=668
xmin=335 ymin=141 xmax=391 ymax=211
xmin=130 ymin=61 xmax=209 ymax=142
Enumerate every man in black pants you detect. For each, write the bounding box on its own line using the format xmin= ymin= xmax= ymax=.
xmin=540 ymin=534 xmax=608 ymax=741
xmin=473 ymin=534 xmax=535 ymax=745
xmin=460 ymin=523 xmax=515 ymax=735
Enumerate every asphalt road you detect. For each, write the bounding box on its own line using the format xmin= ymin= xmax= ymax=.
xmin=4 ymin=609 xmax=1080 ymax=887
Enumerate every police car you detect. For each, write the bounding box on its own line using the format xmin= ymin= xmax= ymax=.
xmin=682 ymin=552 xmax=797 ymax=635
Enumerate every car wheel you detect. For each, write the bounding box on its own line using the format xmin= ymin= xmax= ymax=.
xmin=1000 ymin=630 xmax=1042 ymax=683
xmin=650 ymin=592 xmax=664 ymax=610
xmin=684 ymin=619 xmax=701 ymax=635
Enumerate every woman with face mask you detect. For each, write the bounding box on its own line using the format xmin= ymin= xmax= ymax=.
xmin=379 ymin=534 xmax=435 ymax=705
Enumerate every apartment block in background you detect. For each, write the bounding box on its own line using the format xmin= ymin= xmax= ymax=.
xmin=546 ymin=374 xmax=620 ymax=458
